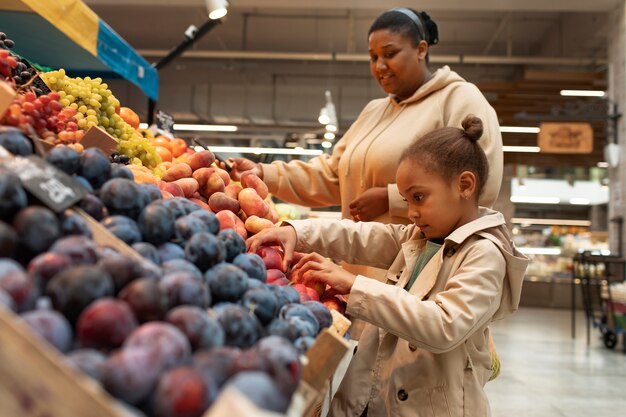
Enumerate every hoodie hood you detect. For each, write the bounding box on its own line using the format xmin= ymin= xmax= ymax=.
xmin=392 ymin=65 xmax=466 ymax=106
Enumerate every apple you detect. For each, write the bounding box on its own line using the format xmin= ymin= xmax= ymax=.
xmin=321 ymin=293 xmax=346 ymax=314
xmin=256 ymin=246 xmax=283 ymax=272
xmin=291 ymin=283 xmax=312 ymax=302
xmin=266 ymin=269 xmax=287 ymax=284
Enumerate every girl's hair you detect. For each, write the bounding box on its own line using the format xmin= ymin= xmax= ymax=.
xmin=399 ymin=115 xmax=489 ymax=198
xmin=368 ymin=8 xmax=439 ymax=49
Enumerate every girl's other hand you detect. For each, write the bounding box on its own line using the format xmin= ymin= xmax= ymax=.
xmin=246 ymin=225 xmax=297 ymax=271
xmin=229 ymin=157 xmax=262 ymax=181
xmin=295 ymin=253 xmax=356 ymax=295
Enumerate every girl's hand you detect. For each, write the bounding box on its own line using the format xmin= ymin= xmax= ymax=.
xmin=246 ymin=225 xmax=297 ymax=271
xmin=228 ymin=157 xmax=262 ymax=181
xmin=295 ymin=253 xmax=356 ymax=295
xmin=349 ymin=187 xmax=389 ymax=221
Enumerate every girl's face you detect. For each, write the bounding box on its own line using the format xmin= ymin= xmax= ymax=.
xmin=368 ymin=28 xmax=428 ymax=100
xmin=396 ymin=160 xmax=478 ymax=239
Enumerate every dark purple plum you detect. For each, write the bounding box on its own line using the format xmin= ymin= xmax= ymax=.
xmin=256 ymin=335 xmax=303 ymax=393
xmin=267 ymin=284 xmax=300 ymax=308
xmin=184 ymin=232 xmax=225 ymax=272
xmin=0 ymin=168 xmax=27 ymax=222
xmin=246 ymin=278 xmax=265 ymax=290
xmin=132 ymin=242 xmax=161 ymax=265
xmin=280 ymin=303 xmax=320 ymax=338
xmin=0 ymin=259 xmax=38 ymax=312
xmin=217 ymin=229 xmax=246 ymax=262
xmin=158 ymin=242 xmax=186 ymax=263
xmin=192 ymin=346 xmax=241 ymax=387
xmin=78 ymin=193 xmax=105 ymax=221
xmin=73 ymin=175 xmax=95 ymax=194
xmin=139 ymin=183 xmax=162 ymax=203
xmin=97 ymin=253 xmax=145 ymax=294
xmin=205 ymin=263 xmax=248 ymax=304
xmin=99 ymin=178 xmax=145 ymax=220
xmin=160 ymin=271 xmax=210 ymax=309
xmin=153 ymin=198 xmax=187 ymax=220
xmin=66 ymin=348 xmax=107 ymax=382
xmin=187 ymin=210 xmax=219 ymax=235
xmin=266 ymin=318 xmax=300 ymax=342
xmin=59 ymin=210 xmax=92 ymax=238
xmin=0 ymin=288 xmax=17 ymax=312
xmin=152 ymin=366 xmax=217 ymax=417
xmin=224 ymin=371 xmax=290 ymax=413
xmin=0 ymin=220 xmax=18 ymax=258
xmin=0 ymin=126 xmax=33 ymax=155
xmin=293 ymin=336 xmax=316 ymax=355
xmin=45 ymin=145 xmax=80 ymax=175
xmin=21 ymin=309 xmax=73 ymax=352
xmin=102 ymin=215 xmax=142 ymax=245
xmin=138 ymin=202 xmax=175 ymax=245
xmin=102 ymin=346 xmax=163 ymax=404
xmin=78 ymin=148 xmax=111 ymax=190
xmin=12 ymin=206 xmax=61 ymax=256
xmin=173 ymin=214 xmax=209 ymax=244
xmin=232 ymin=253 xmax=266 ymax=282
xmin=161 ymin=259 xmax=203 ymax=280
xmin=46 ymin=265 xmax=114 ymax=324
xmin=76 ymin=298 xmax=138 ymax=351
xmin=166 ymin=306 xmax=225 ymax=351
xmin=214 ymin=304 xmax=263 ymax=349
xmin=241 ymin=288 xmax=279 ymax=325
xmin=49 ymin=235 xmax=99 ymax=265
xmin=302 ymin=300 xmax=333 ymax=330
xmin=119 ymin=277 xmax=168 ymax=323
xmin=109 ymin=163 xmax=134 ymax=180
xmin=27 ymin=251 xmax=72 ymax=293
xmin=124 ymin=322 xmax=192 ymax=370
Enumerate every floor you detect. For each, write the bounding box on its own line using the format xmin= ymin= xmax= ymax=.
xmin=486 ymin=307 xmax=626 ymax=417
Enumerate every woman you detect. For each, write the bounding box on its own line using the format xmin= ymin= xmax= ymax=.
xmin=229 ymin=8 xmax=503 ymax=227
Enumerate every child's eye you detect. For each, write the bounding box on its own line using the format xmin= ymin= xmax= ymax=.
xmin=369 ymin=54 xmax=378 ymax=62
xmin=413 ymin=193 xmax=423 ymax=202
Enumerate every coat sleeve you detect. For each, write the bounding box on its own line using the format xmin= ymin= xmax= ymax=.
xmin=440 ymin=83 xmax=503 ymax=208
xmin=346 ymin=239 xmax=506 ymax=353
xmin=288 ymin=219 xmax=415 ymax=270
xmin=260 ymin=101 xmax=378 ymax=208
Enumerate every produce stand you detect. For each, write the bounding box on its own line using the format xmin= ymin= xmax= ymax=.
xmin=0 ymin=0 xmax=158 ymax=99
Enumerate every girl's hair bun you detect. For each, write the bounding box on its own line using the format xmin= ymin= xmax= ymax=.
xmin=419 ymin=11 xmax=439 ymax=45
xmin=461 ymin=114 xmax=483 ymax=142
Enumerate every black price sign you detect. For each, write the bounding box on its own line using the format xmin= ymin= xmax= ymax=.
xmin=0 ymin=148 xmax=87 ymax=212
xmin=156 ymin=110 xmax=175 ymax=134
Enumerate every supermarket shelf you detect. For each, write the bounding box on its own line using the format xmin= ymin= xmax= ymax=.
xmin=0 ymin=0 xmax=158 ymax=99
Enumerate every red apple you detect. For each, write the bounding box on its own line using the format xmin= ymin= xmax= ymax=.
xmin=256 ymin=246 xmax=284 ymax=272
xmin=321 ymin=293 xmax=346 ymax=314
xmin=266 ymin=269 xmax=287 ymax=284
xmin=305 ymin=286 xmax=320 ymax=302
xmin=291 ymin=283 xmax=311 ymax=302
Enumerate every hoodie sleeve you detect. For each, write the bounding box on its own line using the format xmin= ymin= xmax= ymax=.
xmin=440 ymin=82 xmax=503 ymax=208
xmin=347 ymin=238 xmax=506 ymax=353
xmin=260 ymin=100 xmax=378 ymax=208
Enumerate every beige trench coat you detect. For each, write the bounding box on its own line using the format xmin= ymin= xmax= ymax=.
xmin=289 ymin=209 xmax=528 ymax=417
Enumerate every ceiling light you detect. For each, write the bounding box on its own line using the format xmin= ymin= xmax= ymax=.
xmin=510 ymin=196 xmax=560 ymax=204
xmin=321 ymin=140 xmax=332 ymax=148
xmin=326 ymin=124 xmax=338 ymax=132
xmin=560 ymin=89 xmax=605 ymax=97
xmin=569 ymin=198 xmax=590 ymax=205
xmin=597 ymin=161 xmax=609 ymax=168
xmin=139 ymin=123 xmax=149 ymax=129
xmin=324 ymin=132 xmax=335 ymax=140
xmin=173 ymin=124 xmax=238 ymax=132
xmin=511 ymin=218 xmax=591 ymax=227
xmin=206 ymin=146 xmax=323 ymax=156
xmin=503 ymin=146 xmax=541 ymax=153
xmin=318 ymin=107 xmax=330 ymax=125
xmin=205 ymin=0 xmax=228 ymax=20
xmin=500 ymin=126 xmax=540 ymax=133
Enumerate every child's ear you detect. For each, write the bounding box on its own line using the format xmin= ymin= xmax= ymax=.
xmin=458 ymin=171 xmax=477 ymax=200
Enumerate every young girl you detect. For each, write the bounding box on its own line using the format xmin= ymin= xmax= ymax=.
xmin=247 ymin=115 xmax=528 ymax=417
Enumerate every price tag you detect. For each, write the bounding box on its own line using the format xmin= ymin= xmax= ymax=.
xmin=156 ymin=110 xmax=175 ymax=135
xmin=0 ymin=149 xmax=87 ymax=212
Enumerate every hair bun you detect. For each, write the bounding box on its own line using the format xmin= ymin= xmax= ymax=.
xmin=461 ymin=115 xmax=483 ymax=142
xmin=419 ymin=11 xmax=439 ymax=45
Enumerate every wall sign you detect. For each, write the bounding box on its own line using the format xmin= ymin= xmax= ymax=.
xmin=156 ymin=110 xmax=175 ymax=135
xmin=538 ymin=122 xmax=593 ymax=154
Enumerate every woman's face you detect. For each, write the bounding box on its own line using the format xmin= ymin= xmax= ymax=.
xmin=368 ymin=28 xmax=428 ymax=100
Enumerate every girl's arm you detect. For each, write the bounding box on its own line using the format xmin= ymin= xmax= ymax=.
xmin=348 ymin=239 xmax=506 ymax=353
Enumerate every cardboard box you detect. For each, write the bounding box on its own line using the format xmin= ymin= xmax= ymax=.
xmin=80 ymin=126 xmax=119 ymax=155
xmin=0 ymin=80 xmax=15 ymax=116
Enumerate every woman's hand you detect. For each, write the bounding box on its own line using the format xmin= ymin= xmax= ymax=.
xmin=228 ymin=157 xmax=263 ymax=181
xmin=349 ymin=187 xmax=389 ymax=221
xmin=246 ymin=225 xmax=297 ymax=271
xmin=295 ymin=253 xmax=356 ymax=295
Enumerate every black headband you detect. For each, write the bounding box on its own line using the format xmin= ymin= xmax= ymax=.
xmin=390 ymin=8 xmax=426 ymax=43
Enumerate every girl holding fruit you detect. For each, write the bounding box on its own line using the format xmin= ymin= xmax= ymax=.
xmin=247 ymin=115 xmax=528 ymax=417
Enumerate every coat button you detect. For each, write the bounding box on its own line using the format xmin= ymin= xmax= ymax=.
xmin=397 ymin=389 xmax=408 ymax=401
xmin=408 ymin=344 xmax=417 ymax=352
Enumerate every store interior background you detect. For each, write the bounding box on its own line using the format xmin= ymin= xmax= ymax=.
xmin=82 ymin=1 xmax=623 ymax=308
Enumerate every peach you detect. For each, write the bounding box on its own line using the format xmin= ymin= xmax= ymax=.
xmin=155 ymin=146 xmax=172 ymax=163
xmin=161 ymin=190 xmax=174 ymax=199
xmin=264 ymin=200 xmax=278 ymax=223
xmin=191 ymin=192 xmax=206 ymax=203
xmin=215 ymin=210 xmax=247 ymax=239
xmin=256 ymin=246 xmax=283 ymax=272
xmin=238 ymin=188 xmax=269 ymax=218
xmin=162 ymin=163 xmax=192 ymax=182
xmin=169 ymin=138 xmax=188 ymax=158
xmin=156 ymin=161 xmax=173 ymax=171
xmin=208 ymin=192 xmax=240 ymax=214
xmin=131 ymin=170 xmax=158 ymax=185
xmin=266 ymin=269 xmax=287 ymax=284
xmin=241 ymin=173 xmax=269 ymax=199
xmin=305 ymin=286 xmax=320 ymax=302
xmin=173 ymin=178 xmax=199 ymax=198
xmin=214 ymin=167 xmax=230 ymax=186
xmin=189 ymin=150 xmax=215 ymax=171
xmin=153 ymin=136 xmax=172 ymax=151
xmin=292 ymin=283 xmax=312 ymax=302
xmin=200 ymin=172 xmax=225 ymax=199
xmin=244 ymin=215 xmax=274 ymax=235
xmin=158 ymin=181 xmax=185 ymax=198
xmin=321 ymin=293 xmax=346 ymax=314
xmin=189 ymin=198 xmax=211 ymax=211
xmin=192 ymin=167 xmax=215 ymax=189
xmin=128 ymin=164 xmax=151 ymax=173
xmin=224 ymin=183 xmax=243 ymax=200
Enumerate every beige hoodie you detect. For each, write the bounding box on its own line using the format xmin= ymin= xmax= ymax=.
xmin=261 ymin=66 xmax=503 ymax=224
xmin=289 ymin=208 xmax=528 ymax=417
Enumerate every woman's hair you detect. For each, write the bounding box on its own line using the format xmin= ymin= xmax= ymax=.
xmin=399 ymin=115 xmax=489 ymax=198
xmin=368 ymin=8 xmax=439 ymax=48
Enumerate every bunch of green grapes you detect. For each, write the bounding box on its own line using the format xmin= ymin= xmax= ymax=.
xmin=40 ymin=69 xmax=160 ymax=167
